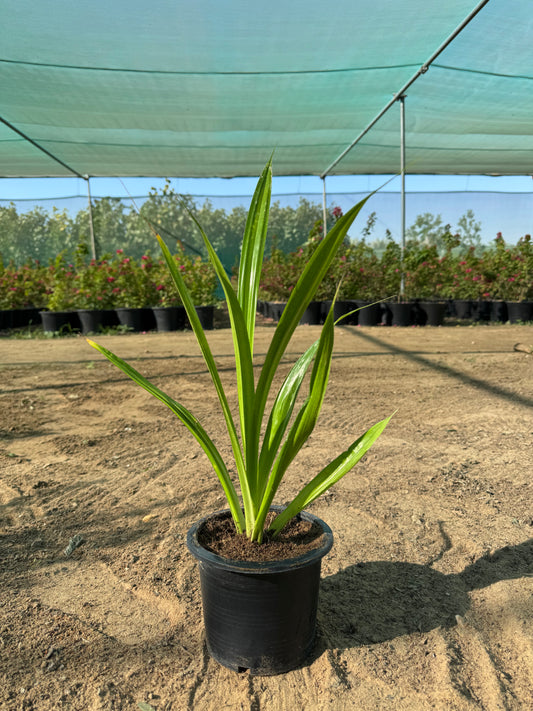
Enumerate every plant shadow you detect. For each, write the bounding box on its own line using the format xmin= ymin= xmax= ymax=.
xmin=314 ymin=538 xmax=533 ymax=653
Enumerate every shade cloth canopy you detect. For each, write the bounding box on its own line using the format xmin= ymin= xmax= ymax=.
xmin=1 ymin=0 xmax=531 ymax=178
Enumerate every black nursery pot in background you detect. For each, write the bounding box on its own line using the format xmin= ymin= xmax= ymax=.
xmin=77 ymin=309 xmax=119 ymax=334
xmin=187 ymin=509 xmax=334 ymax=675
xmin=299 ymin=300 xmax=322 ymax=325
xmin=152 ymin=305 xmax=186 ymax=332
xmin=40 ymin=310 xmax=81 ymax=333
xmin=115 ymin=307 xmax=156 ymax=332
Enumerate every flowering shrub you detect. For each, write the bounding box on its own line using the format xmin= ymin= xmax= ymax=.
xmin=0 ymin=259 xmax=49 ymax=309
xmin=152 ymin=256 xmax=183 ymax=307
xmin=485 ymin=233 xmax=532 ymax=301
xmin=2 ymin=230 xmax=532 ymax=319
xmin=45 ymin=253 xmax=79 ymax=311
xmin=258 ymin=248 xmax=293 ymax=301
xmin=71 ymin=256 xmax=123 ymax=310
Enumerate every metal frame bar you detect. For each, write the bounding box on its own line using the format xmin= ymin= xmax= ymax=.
xmin=320 ymin=0 xmax=491 ymax=179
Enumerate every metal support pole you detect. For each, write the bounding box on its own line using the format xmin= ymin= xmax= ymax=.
xmin=322 ymin=176 xmax=327 ymax=236
xmin=85 ymin=176 xmax=97 ymax=260
xmin=400 ymin=96 xmax=406 ymax=300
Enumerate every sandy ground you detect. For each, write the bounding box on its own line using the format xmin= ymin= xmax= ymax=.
xmin=0 ymin=322 xmax=532 ymax=710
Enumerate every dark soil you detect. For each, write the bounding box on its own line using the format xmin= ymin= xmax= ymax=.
xmin=197 ymin=510 xmax=325 ymax=561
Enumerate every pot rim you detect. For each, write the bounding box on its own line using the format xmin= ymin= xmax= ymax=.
xmin=186 ymin=506 xmax=333 ymax=574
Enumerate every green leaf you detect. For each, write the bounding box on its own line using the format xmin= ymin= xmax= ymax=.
xmin=258 ymin=340 xmax=319 ymax=491
xmin=268 ymin=414 xmax=393 ymax=535
xmin=252 ymin=306 xmax=336 ymax=540
xmin=253 ymin=197 xmax=369 ymax=438
xmin=156 ymin=235 xmax=247 ymax=485
xmin=183 ymin=212 xmax=258 ymax=527
xmin=237 ymin=157 xmax=272 ymax=354
xmin=86 ymin=338 xmax=245 ymax=533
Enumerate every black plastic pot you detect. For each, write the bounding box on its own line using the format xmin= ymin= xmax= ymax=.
xmin=265 ymin=301 xmax=287 ymax=322
xmin=506 ymin=301 xmax=533 ymax=323
xmin=299 ymin=301 xmax=322 ymax=325
xmin=187 ymin=508 xmax=333 ymax=675
xmin=152 ymin=305 xmax=186 ymax=332
xmin=77 ymin=309 xmax=119 ymax=334
xmin=40 ymin=310 xmax=81 ymax=333
xmin=419 ymin=301 xmax=447 ymax=327
xmin=452 ymin=300 xmax=473 ymax=320
xmin=11 ymin=307 xmax=41 ymax=328
xmin=389 ymin=302 xmax=415 ymax=327
xmin=321 ymin=300 xmax=358 ymax=325
xmin=0 ymin=310 xmax=14 ymax=330
xmin=193 ymin=304 xmax=214 ymax=330
xmin=116 ymin=307 xmax=156 ymax=332
xmin=490 ymin=300 xmax=508 ymax=323
xmin=356 ymin=301 xmax=380 ymax=326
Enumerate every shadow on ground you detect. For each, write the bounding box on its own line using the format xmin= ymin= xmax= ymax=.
xmin=316 ymin=538 xmax=533 ymax=651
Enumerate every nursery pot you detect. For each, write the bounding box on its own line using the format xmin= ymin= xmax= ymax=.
xmin=39 ymin=310 xmax=81 ymax=333
xmin=389 ymin=302 xmax=414 ymax=327
xmin=506 ymin=301 xmax=533 ymax=323
xmin=452 ymin=299 xmax=473 ymax=320
xmin=152 ymin=305 xmax=186 ymax=332
xmin=490 ymin=300 xmax=508 ymax=323
xmin=419 ymin=301 xmax=446 ymax=327
xmin=115 ymin=307 xmax=156 ymax=332
xmin=193 ymin=304 xmax=214 ymax=330
xmin=299 ymin=300 xmax=322 ymax=325
xmin=265 ymin=301 xmax=287 ymax=322
xmin=356 ymin=301 xmax=380 ymax=326
xmin=11 ymin=307 xmax=41 ymax=328
xmin=0 ymin=310 xmax=14 ymax=330
xmin=321 ymin=300 xmax=358 ymax=325
xmin=187 ymin=508 xmax=333 ymax=675
xmin=77 ymin=309 xmax=119 ymax=334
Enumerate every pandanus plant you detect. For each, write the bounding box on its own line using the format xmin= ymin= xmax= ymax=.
xmin=88 ymin=159 xmax=391 ymax=542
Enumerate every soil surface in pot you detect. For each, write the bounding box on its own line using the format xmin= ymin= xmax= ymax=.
xmin=197 ymin=511 xmax=325 ymax=562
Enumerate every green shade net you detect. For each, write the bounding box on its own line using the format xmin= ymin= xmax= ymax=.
xmin=1 ymin=0 xmax=532 ymax=177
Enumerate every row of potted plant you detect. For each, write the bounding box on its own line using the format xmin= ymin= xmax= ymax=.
xmin=1 ymin=232 xmax=532 ymax=331
xmin=0 ymin=245 xmax=219 ymax=332
xmin=258 ymin=232 xmax=533 ymax=305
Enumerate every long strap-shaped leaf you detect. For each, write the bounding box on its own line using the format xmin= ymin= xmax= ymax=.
xmin=237 ymin=158 xmax=272 ymax=354
xmin=184 ymin=213 xmax=258 ymax=527
xmin=156 ymin=236 xmax=248 ymax=505
xmin=86 ymin=339 xmax=245 ymax=532
xmin=268 ymin=414 xmax=393 ymax=536
xmin=251 ymin=307 xmax=336 ymax=540
xmin=257 ymin=339 xmax=319 ymax=493
xmin=253 ymin=196 xmax=369 ymax=436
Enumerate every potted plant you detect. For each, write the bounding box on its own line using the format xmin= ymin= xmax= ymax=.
xmin=110 ymin=250 xmax=157 ymax=331
xmin=70 ymin=247 xmax=121 ymax=333
xmin=491 ymin=234 xmax=533 ymax=322
xmin=87 ymin=159 xmax=391 ymax=675
xmin=182 ymin=253 xmax=218 ymax=330
xmin=151 ymin=255 xmax=187 ymax=331
xmin=40 ymin=253 xmax=82 ymax=333
xmin=403 ymin=245 xmax=451 ymax=326
xmin=258 ymin=247 xmax=291 ymax=321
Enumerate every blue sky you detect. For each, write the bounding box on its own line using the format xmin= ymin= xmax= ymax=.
xmin=1 ymin=173 xmax=532 ymax=198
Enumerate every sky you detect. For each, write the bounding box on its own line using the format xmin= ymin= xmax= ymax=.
xmin=1 ymin=173 xmax=531 ymax=245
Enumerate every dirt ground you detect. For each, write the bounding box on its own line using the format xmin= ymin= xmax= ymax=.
xmin=1 ymin=321 xmax=532 ymax=710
